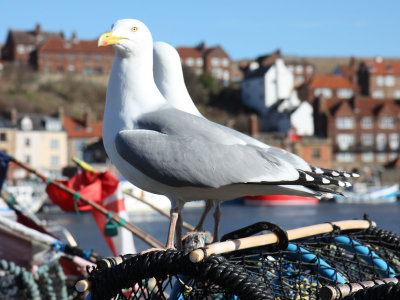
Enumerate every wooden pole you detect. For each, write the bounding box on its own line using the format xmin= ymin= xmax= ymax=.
xmin=190 ymin=219 xmax=375 ymax=262
xmin=319 ymin=277 xmax=399 ymax=300
xmin=10 ymin=158 xmax=164 ymax=249
xmin=124 ymin=190 xmax=195 ymax=231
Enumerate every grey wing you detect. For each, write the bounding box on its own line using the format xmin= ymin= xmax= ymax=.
xmin=115 ymin=129 xmax=301 ymax=188
xmin=212 ymin=122 xmax=312 ymax=171
xmin=266 ymin=147 xmax=312 ymax=171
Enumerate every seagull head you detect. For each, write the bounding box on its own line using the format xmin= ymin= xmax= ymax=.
xmin=98 ymin=19 xmax=153 ymax=58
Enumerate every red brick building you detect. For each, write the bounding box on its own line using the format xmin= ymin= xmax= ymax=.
xmin=62 ymin=112 xmax=103 ymax=164
xmin=177 ymin=42 xmax=231 ymax=84
xmin=285 ymin=58 xmax=315 ymax=87
xmin=1 ymin=24 xmax=63 ymax=67
xmin=308 ymin=75 xmax=358 ymax=101
xmin=358 ymin=58 xmax=400 ymax=99
xmin=37 ymin=37 xmax=114 ymax=75
xmin=316 ymin=97 xmax=400 ymax=171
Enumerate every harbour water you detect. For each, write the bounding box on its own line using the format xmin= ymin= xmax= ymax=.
xmin=41 ymin=201 xmax=400 ymax=257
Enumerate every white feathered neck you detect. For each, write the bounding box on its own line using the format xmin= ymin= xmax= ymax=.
xmin=104 ymin=46 xmax=168 ymax=131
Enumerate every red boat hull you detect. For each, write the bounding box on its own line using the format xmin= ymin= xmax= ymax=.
xmin=244 ymin=195 xmax=319 ymax=206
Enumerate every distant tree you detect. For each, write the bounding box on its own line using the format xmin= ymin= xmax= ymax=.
xmin=182 ymin=66 xmax=209 ymax=106
xmin=198 ymin=72 xmax=222 ymax=97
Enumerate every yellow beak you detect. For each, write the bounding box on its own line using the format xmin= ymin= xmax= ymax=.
xmin=98 ymin=31 xmax=127 ymax=47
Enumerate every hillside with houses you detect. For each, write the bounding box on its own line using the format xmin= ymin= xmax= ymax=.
xmin=1 ymin=23 xmax=400 ymax=184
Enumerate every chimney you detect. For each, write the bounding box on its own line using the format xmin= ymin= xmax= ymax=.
xmin=35 ymin=23 xmax=41 ymax=35
xmin=71 ymin=31 xmax=78 ymax=43
xmin=58 ymin=106 xmax=64 ymax=123
xmin=250 ymin=114 xmax=259 ymax=138
xmin=84 ymin=110 xmax=91 ymax=130
xmin=10 ymin=108 xmax=17 ymax=126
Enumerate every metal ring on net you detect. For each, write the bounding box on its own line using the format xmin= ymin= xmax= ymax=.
xmin=86 ymin=249 xmax=271 ymax=299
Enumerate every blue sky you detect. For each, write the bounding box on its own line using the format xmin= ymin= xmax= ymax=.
xmin=1 ymin=1 xmax=399 ymax=60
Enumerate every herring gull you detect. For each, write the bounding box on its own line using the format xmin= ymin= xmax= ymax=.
xmin=99 ymin=19 xmax=354 ymax=249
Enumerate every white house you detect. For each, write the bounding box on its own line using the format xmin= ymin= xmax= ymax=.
xmin=241 ymin=53 xmax=314 ymax=135
xmin=242 ymin=58 xmax=294 ymax=114
xmin=15 ymin=114 xmax=68 ymax=176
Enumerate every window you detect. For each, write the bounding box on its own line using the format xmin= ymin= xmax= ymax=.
xmin=380 ymin=117 xmax=395 ymax=129
xmin=377 ymin=153 xmax=387 ymax=162
xmin=194 ymin=69 xmax=203 ymax=75
xmin=69 ymin=54 xmax=75 ymax=61
xmin=288 ymin=65 xmax=294 ymax=72
xmin=50 ymin=155 xmax=59 ymax=166
xmin=361 ymin=134 xmax=373 ymax=146
xmin=394 ymin=90 xmax=400 ymax=99
xmin=295 ymin=76 xmax=304 ymax=84
xmin=361 ymin=117 xmax=373 ymax=129
xmin=25 ymin=138 xmax=31 ymax=147
xmin=336 ymin=134 xmax=355 ymax=150
xmin=223 ymin=70 xmax=230 ymax=82
xmin=221 ymin=58 xmax=229 ymax=67
xmin=385 ymin=76 xmax=395 ymax=86
xmin=337 ymin=152 xmax=354 ymax=162
xmin=306 ymin=65 xmax=313 ymax=74
xmin=186 ymin=57 xmax=194 ymax=66
xmin=211 ymin=57 xmax=220 ymax=66
xmin=376 ymin=76 xmax=384 ymax=86
xmin=362 ymin=152 xmax=374 ymax=162
xmin=312 ymin=148 xmax=321 ymax=159
xmin=57 ymin=66 xmax=64 ymax=73
xmin=84 ymin=67 xmax=93 ymax=75
xmin=295 ymin=65 xmax=303 ymax=73
xmin=50 ymin=139 xmax=59 ymax=149
xmin=389 ymin=133 xmax=399 ymax=150
xmin=314 ymin=88 xmax=332 ymax=98
xmin=0 ymin=133 xmax=6 ymax=141
xmin=17 ymin=44 xmax=25 ymax=54
xmin=372 ymin=90 xmax=384 ymax=99
xmin=95 ymin=67 xmax=103 ymax=74
xmin=75 ymin=140 xmax=84 ymax=153
xmin=68 ymin=65 xmax=75 ymax=72
xmin=95 ymin=54 xmax=102 ymax=61
xmin=196 ymin=58 xmax=203 ymax=67
xmin=44 ymin=65 xmax=50 ymax=73
xmin=57 ymin=53 xmax=64 ymax=60
xmin=44 ymin=53 xmax=49 ymax=60
xmin=336 ymin=117 xmax=354 ymax=129
xmin=85 ymin=54 xmax=91 ymax=61
xmin=376 ymin=133 xmax=386 ymax=150
xmin=389 ymin=152 xmax=398 ymax=161
xmin=25 ymin=155 xmax=31 ymax=164
xmin=337 ymin=88 xmax=354 ymax=99
xmin=211 ymin=68 xmax=222 ymax=79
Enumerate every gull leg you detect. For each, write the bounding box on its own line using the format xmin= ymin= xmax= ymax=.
xmin=166 ymin=207 xmax=179 ymax=249
xmin=195 ymin=200 xmax=213 ymax=231
xmin=213 ymin=203 xmax=221 ymax=242
xmin=176 ymin=213 xmax=183 ymax=250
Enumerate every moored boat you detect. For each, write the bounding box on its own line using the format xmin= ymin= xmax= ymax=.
xmin=244 ymin=194 xmax=319 ymax=206
xmin=334 ymin=184 xmax=399 ymax=204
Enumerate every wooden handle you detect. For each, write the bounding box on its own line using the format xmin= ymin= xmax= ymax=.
xmin=320 ymin=277 xmax=399 ymax=300
xmin=75 ymin=279 xmax=91 ymax=292
xmin=190 ymin=219 xmax=375 ymax=262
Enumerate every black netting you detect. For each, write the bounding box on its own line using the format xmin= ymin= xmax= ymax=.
xmin=85 ymin=223 xmax=400 ymax=300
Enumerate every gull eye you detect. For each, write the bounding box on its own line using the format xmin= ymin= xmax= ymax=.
xmin=131 ymin=26 xmax=138 ymax=32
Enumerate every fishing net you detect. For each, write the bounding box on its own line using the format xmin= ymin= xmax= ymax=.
xmin=0 ymin=259 xmax=69 ymax=300
xmin=85 ymin=219 xmax=400 ymax=300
